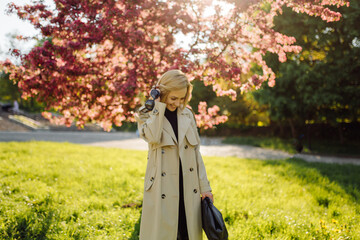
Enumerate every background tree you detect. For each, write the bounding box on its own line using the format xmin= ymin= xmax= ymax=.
xmin=1 ymin=0 xmax=349 ymax=130
xmin=0 ymin=72 xmax=19 ymax=102
xmin=254 ymin=0 xmax=360 ymax=141
xmin=0 ymin=33 xmax=48 ymax=113
xmin=190 ymin=79 xmax=269 ymax=132
xmin=0 ymin=71 xmax=45 ymax=113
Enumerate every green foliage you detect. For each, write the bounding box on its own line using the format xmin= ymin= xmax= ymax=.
xmin=19 ymin=98 xmax=46 ymax=113
xmin=189 ymin=79 xmax=217 ymax=110
xmin=0 ymin=71 xmax=45 ymax=113
xmin=254 ymin=0 xmax=360 ymax=138
xmin=190 ymin=80 xmax=269 ymax=128
xmin=1 ymin=142 xmax=360 ymax=239
xmin=0 ymin=72 xmax=19 ymax=102
xmin=112 ymin=122 xmax=138 ymax=132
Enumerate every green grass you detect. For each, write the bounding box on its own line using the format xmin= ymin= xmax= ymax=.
xmin=1 ymin=142 xmax=360 ymax=239
xmin=223 ymin=136 xmax=360 ymax=157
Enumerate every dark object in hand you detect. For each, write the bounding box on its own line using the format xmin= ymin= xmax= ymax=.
xmin=145 ymin=88 xmax=160 ymax=111
xmin=201 ymin=197 xmax=228 ymax=240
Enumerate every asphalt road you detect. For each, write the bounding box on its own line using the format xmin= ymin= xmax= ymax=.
xmin=1 ymin=131 xmax=359 ymax=165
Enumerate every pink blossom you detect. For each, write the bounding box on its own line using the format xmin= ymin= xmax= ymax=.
xmin=195 ymin=102 xmax=228 ymax=130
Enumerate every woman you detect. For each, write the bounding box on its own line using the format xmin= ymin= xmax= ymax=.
xmin=136 ymin=70 xmax=213 ymax=240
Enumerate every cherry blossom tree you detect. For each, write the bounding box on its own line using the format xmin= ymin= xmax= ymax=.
xmin=1 ymin=0 xmax=349 ymax=130
xmin=195 ymin=101 xmax=228 ymax=130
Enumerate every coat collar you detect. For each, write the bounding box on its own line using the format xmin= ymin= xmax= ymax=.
xmin=162 ymin=107 xmax=191 ymax=146
xmin=178 ymin=109 xmax=191 ymax=146
xmin=163 ymin=118 xmax=177 ymax=144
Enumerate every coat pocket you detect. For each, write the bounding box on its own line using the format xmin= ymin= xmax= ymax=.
xmin=185 ymin=127 xmax=199 ymax=146
xmin=144 ymin=166 xmax=157 ymax=191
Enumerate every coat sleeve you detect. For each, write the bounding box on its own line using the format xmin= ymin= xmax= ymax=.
xmin=189 ymin=110 xmax=212 ymax=194
xmin=135 ymin=101 xmax=167 ymax=145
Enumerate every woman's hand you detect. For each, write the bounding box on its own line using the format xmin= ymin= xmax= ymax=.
xmin=201 ymin=192 xmax=214 ymax=203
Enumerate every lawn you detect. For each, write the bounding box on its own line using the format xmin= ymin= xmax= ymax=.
xmin=0 ymin=142 xmax=359 ymax=239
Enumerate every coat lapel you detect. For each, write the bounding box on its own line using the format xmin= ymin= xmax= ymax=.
xmin=178 ymin=110 xmax=191 ymax=147
xmin=163 ymin=117 xmax=178 ymax=144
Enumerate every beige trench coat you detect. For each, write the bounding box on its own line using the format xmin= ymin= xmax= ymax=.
xmin=136 ymin=101 xmax=212 ymax=240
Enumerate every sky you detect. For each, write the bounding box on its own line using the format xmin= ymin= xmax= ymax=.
xmin=0 ymin=0 xmax=54 ymax=62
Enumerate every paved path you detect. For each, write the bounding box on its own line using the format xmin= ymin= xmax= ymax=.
xmin=1 ymin=131 xmax=359 ymax=165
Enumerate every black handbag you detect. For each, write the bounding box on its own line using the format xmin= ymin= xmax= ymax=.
xmin=201 ymin=197 xmax=228 ymax=240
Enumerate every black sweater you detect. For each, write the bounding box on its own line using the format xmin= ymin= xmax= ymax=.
xmin=164 ymin=108 xmax=178 ymax=140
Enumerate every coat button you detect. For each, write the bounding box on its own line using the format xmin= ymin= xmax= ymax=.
xmin=161 ymin=172 xmax=166 ymax=177
xmin=150 ymin=177 xmax=154 ymax=181
xmin=161 ymin=194 xmax=166 ymax=199
xmin=161 ymin=149 xmax=165 ymax=154
xmin=193 ymin=189 xmax=197 ymax=193
xmin=184 ymin=145 xmax=188 ymax=149
xmin=189 ymin=168 xmax=194 ymax=172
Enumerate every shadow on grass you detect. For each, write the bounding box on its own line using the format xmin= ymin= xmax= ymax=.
xmin=263 ymin=158 xmax=360 ymax=204
xmin=129 ymin=212 xmax=141 ymax=240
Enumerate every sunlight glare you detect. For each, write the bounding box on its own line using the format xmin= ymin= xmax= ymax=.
xmin=203 ymin=0 xmax=235 ymax=17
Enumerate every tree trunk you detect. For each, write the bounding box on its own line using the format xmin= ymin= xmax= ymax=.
xmin=288 ymin=119 xmax=296 ymax=139
xmin=307 ymin=124 xmax=312 ymax=150
xmin=278 ymin=122 xmax=284 ymax=137
xmin=338 ymin=124 xmax=344 ymax=144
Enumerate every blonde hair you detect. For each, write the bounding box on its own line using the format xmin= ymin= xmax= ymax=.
xmin=156 ymin=70 xmax=193 ymax=110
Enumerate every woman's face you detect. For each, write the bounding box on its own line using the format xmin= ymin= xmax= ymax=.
xmin=165 ymin=88 xmax=187 ymax=112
